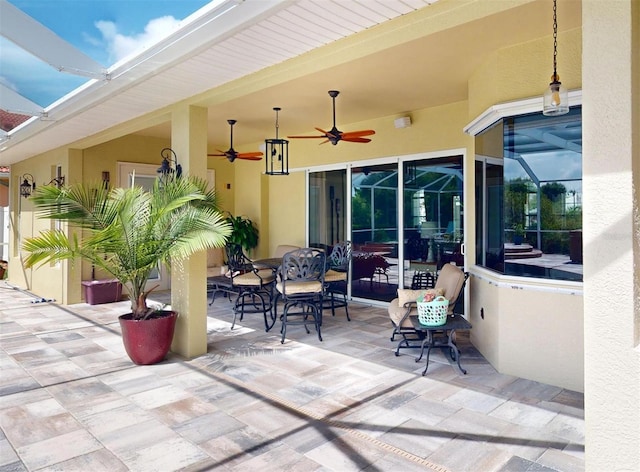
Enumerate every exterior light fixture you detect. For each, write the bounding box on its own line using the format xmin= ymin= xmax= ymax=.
xmin=47 ymin=176 xmax=65 ymax=188
xmin=265 ymin=107 xmax=289 ymax=176
xmin=157 ymin=148 xmax=182 ymax=179
xmin=543 ymin=0 xmax=569 ymax=116
xmin=20 ymin=173 xmax=35 ymax=198
xmin=102 ymin=171 xmax=110 ymax=189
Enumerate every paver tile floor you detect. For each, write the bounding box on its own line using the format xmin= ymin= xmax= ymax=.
xmin=0 ymin=282 xmax=584 ymax=471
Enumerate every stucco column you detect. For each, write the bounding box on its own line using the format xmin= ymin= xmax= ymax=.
xmin=62 ymin=148 xmax=84 ymax=304
xmin=583 ymin=1 xmax=639 ymax=470
xmin=169 ymin=105 xmax=209 ymax=358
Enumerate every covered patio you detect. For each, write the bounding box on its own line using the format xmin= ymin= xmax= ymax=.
xmin=1 ymin=281 xmax=584 ymax=471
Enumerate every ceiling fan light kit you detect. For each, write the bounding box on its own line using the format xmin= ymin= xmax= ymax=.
xmin=287 ymin=90 xmax=375 ymax=145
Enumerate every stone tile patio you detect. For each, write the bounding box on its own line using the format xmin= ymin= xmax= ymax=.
xmin=0 ymin=281 xmax=584 ymax=471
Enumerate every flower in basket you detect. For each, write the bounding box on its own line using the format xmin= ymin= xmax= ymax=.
xmin=418 ymin=291 xmax=436 ymax=303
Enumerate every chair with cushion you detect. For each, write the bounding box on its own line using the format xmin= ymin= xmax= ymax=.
xmin=388 ymin=263 xmax=469 ymax=355
xmin=225 ymin=243 xmax=276 ymax=331
xmin=276 ymin=248 xmax=326 ymax=344
xmin=323 ymin=241 xmax=352 ymax=321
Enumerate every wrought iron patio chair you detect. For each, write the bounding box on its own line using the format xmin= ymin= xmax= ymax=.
xmin=225 ymin=243 xmax=276 ymax=331
xmin=323 ymin=241 xmax=352 ymax=321
xmin=276 ymin=248 xmax=326 ymax=344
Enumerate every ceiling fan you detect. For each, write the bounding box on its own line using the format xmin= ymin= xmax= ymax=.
xmin=207 ymin=119 xmax=263 ymax=162
xmin=287 ymin=90 xmax=375 ymax=145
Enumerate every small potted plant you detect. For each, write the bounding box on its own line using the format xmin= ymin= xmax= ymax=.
xmin=22 ymin=175 xmax=231 ymax=365
xmin=512 ymin=223 xmax=525 ymax=245
xmin=225 ymin=213 xmax=259 ymax=255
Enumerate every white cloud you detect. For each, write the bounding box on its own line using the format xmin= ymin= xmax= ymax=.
xmin=95 ymin=16 xmax=182 ymax=63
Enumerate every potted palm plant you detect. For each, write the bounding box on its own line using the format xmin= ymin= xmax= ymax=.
xmin=22 ymin=175 xmax=231 ymax=365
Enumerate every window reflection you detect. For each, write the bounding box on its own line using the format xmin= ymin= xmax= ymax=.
xmin=476 ymin=107 xmax=582 ymax=281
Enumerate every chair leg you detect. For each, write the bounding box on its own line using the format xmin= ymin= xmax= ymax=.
xmin=315 ymin=302 xmax=323 ymax=341
xmin=280 ymin=299 xmax=323 ymax=344
xmin=342 ymin=292 xmax=350 ymax=321
xmin=232 ymin=288 xmax=274 ymax=331
xmin=327 ymin=284 xmax=350 ymax=321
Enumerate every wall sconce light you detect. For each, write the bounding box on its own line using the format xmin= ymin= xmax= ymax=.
xmin=265 ymin=107 xmax=289 ymax=176
xmin=157 ymin=148 xmax=182 ymax=179
xmin=542 ymin=0 xmax=569 ymax=116
xmin=47 ymin=176 xmax=65 ymax=188
xmin=20 ymin=173 xmax=36 ymax=198
xmin=102 ymin=171 xmax=110 ymax=189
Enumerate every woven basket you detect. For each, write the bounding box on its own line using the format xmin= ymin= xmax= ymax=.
xmin=417 ymin=296 xmax=449 ymax=326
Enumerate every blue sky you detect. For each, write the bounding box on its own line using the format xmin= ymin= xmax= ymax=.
xmin=2 ymin=0 xmax=211 ymax=108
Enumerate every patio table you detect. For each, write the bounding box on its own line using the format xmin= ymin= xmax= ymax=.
xmin=252 ymin=258 xmax=282 ymax=271
xmin=410 ymin=314 xmax=472 ymax=376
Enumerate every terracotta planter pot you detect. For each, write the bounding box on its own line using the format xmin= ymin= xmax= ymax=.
xmin=119 ymin=311 xmax=178 ymax=365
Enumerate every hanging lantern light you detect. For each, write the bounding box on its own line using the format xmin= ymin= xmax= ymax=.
xmin=265 ymin=107 xmax=289 ymax=176
xmin=543 ymin=0 xmax=569 ymax=116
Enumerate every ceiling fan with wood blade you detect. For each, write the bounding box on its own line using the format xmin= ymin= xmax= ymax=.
xmin=207 ymin=119 xmax=263 ymax=162
xmin=287 ymin=90 xmax=375 ymax=145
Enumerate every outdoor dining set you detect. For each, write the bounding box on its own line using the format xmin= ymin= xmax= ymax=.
xmin=206 ymin=242 xmax=352 ymax=344
xmin=206 ymin=241 xmax=472 ymax=376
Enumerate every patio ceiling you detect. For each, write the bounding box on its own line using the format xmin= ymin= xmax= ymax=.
xmin=0 ymin=0 xmax=582 ymax=166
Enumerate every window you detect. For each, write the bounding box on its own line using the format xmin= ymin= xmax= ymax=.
xmin=475 ymin=108 xmax=582 ymax=281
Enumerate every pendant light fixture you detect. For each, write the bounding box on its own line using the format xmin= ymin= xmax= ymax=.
xmin=543 ymin=0 xmax=569 ymax=116
xmin=265 ymin=107 xmax=289 ymax=176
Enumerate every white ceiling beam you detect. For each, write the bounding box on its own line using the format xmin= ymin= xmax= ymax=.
xmin=0 ymin=0 xmax=105 ymax=79
xmin=0 ymin=83 xmax=44 ymax=116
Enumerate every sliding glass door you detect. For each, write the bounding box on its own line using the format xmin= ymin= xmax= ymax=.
xmin=350 ymin=164 xmax=399 ymax=301
xmin=401 ymin=156 xmax=464 ymax=292
xmin=308 ymin=154 xmax=464 ymax=304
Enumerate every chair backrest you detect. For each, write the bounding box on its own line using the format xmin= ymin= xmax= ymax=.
xmin=411 ymin=270 xmax=435 ymax=289
xmin=281 ymin=248 xmax=326 ymax=284
xmin=224 ymin=243 xmax=253 ymax=273
xmin=434 ymin=263 xmax=469 ymax=314
xmin=328 ymin=241 xmax=352 ymax=271
xmin=273 ymin=244 xmax=301 ymax=258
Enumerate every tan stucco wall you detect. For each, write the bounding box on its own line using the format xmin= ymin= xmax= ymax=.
xmin=265 ymin=170 xmax=307 ymax=258
xmin=470 ymin=272 xmax=584 ymax=392
xmin=582 ymin=0 xmax=639 ymax=470
xmin=468 ymin=27 xmax=582 ymax=120
xmin=8 ymin=150 xmax=79 ymax=303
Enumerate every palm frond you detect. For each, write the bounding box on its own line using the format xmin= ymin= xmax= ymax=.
xmin=23 ymin=176 xmax=231 ymax=319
